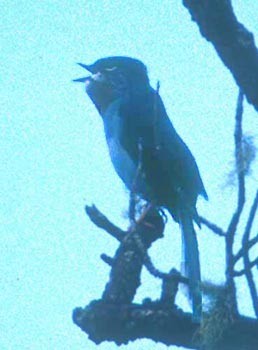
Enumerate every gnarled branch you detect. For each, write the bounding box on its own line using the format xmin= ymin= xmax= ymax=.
xmin=183 ymin=0 xmax=258 ymax=110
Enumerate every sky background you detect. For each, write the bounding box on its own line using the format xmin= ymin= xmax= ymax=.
xmin=1 ymin=1 xmax=257 ymax=349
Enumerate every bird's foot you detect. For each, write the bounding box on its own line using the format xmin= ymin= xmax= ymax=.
xmin=135 ymin=202 xmax=155 ymax=225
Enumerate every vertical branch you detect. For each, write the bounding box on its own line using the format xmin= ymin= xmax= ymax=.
xmin=242 ymin=190 xmax=258 ymax=317
xmin=225 ymin=90 xmax=245 ymax=315
xmin=129 ymin=192 xmax=136 ymax=222
xmin=129 ymin=138 xmax=144 ymax=222
xmin=234 ymin=91 xmax=245 ymax=211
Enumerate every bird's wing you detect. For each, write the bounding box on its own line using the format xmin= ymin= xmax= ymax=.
xmin=119 ymin=88 xmax=207 ymax=210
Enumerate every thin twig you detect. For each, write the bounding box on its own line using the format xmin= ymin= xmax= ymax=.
xmin=233 ymin=191 xmax=258 ymax=263
xmin=129 ymin=138 xmax=144 ymax=222
xmin=133 ymin=232 xmax=188 ymax=284
xmin=226 ymin=90 xmax=245 ymax=239
xmin=85 ymin=205 xmax=126 ymax=241
xmin=234 ymin=233 xmax=258 ymax=263
xmin=101 ymin=254 xmax=114 ymax=266
xmin=199 ymin=216 xmax=226 ymax=237
xmin=225 ymin=90 xmax=245 ymax=315
xmin=160 ymin=268 xmax=182 ymax=305
xmin=242 ymin=190 xmax=258 ymax=244
xmin=241 ymin=190 xmax=258 ymax=317
xmin=129 ymin=192 xmax=137 ymax=222
xmin=233 ymin=257 xmax=258 ymax=277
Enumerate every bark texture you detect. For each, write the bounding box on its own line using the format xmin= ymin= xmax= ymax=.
xmin=183 ymin=0 xmax=258 ymax=111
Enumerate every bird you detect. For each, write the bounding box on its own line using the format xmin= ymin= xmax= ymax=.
xmin=74 ymin=56 xmax=208 ymax=322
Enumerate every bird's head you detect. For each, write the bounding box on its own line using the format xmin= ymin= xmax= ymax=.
xmin=73 ymin=56 xmax=149 ymax=114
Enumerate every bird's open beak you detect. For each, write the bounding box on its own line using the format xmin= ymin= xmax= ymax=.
xmin=73 ymin=77 xmax=89 ymax=83
xmin=73 ymin=62 xmax=95 ymax=83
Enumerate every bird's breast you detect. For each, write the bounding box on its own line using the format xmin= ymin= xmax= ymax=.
xmin=103 ymin=101 xmax=147 ymax=194
xmin=106 ymin=136 xmax=137 ymax=190
xmin=102 ymin=101 xmax=135 ymax=189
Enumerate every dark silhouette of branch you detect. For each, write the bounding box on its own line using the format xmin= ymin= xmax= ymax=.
xmin=234 ymin=233 xmax=258 ymax=263
xmin=100 ymin=253 xmax=114 ymax=266
xmin=85 ymin=205 xmax=125 ymax=241
xmin=225 ymin=90 xmax=245 ymax=315
xmin=74 ymin=206 xmax=258 ymax=349
xmin=199 ymin=216 xmax=226 ymax=237
xmin=141 ymin=242 xmax=188 ymax=285
xmin=233 ymin=257 xmax=258 ymax=277
xmin=73 ymin=300 xmax=199 ymax=348
xmin=183 ymin=0 xmax=258 ymax=111
xmin=241 ymin=190 xmax=258 ymax=317
xmin=242 ymin=190 xmax=258 ymax=246
xmin=86 ymin=206 xmax=165 ymax=303
xmin=74 ymin=206 xmax=205 ymax=348
xmin=160 ymin=268 xmax=182 ymax=305
xmin=74 ymin=203 xmax=258 ymax=348
xmin=73 ymin=301 xmax=258 ymax=349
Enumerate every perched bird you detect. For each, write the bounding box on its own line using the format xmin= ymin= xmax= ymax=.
xmin=74 ymin=56 xmax=208 ymax=321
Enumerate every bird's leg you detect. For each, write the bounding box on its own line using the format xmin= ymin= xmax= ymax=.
xmin=128 ymin=137 xmax=145 ymax=225
xmin=128 ymin=202 xmax=156 ymax=233
xmin=129 ymin=191 xmax=137 ymax=223
xmin=135 ymin=202 xmax=156 ymax=226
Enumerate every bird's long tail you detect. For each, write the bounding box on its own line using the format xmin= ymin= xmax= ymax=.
xmin=178 ymin=208 xmax=202 ymax=322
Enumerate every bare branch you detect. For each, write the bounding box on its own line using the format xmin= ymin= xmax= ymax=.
xmin=199 ymin=216 xmax=226 ymax=237
xmin=85 ymin=205 xmax=126 ymax=241
xmin=160 ymin=268 xmax=182 ymax=305
xmin=73 ymin=302 xmax=258 ymax=349
xmin=234 ymin=234 xmax=258 ymax=263
xmin=225 ymin=90 xmax=245 ymax=315
xmin=234 ymin=191 xmax=258 ymax=263
xmin=129 ymin=192 xmax=137 ymax=222
xmin=241 ymin=190 xmax=258 ymax=317
xmin=233 ymin=257 xmax=258 ymax=277
xmin=100 ymin=254 xmax=114 ymax=266
xmin=131 ymin=227 xmax=188 ymax=285
xmin=243 ymin=190 xmax=258 ymax=243
xmin=227 ymin=90 xmax=245 ymax=233
xmin=183 ymin=0 xmax=258 ymax=110
xmin=86 ymin=204 xmax=165 ymax=303
xmin=73 ymin=300 xmax=199 ymax=348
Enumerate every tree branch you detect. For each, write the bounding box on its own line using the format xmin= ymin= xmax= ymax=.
xmin=234 ymin=233 xmax=258 ymax=263
xmin=182 ymin=0 xmax=258 ymax=111
xmin=199 ymin=216 xmax=226 ymax=237
xmin=75 ymin=200 xmax=258 ymax=348
xmin=225 ymin=90 xmax=245 ymax=315
xmin=85 ymin=205 xmax=165 ymax=304
xmin=227 ymin=91 xmax=245 ymax=236
xmin=233 ymin=257 xmax=258 ymax=277
xmin=241 ymin=190 xmax=258 ymax=317
xmin=233 ymin=190 xmax=258 ymax=264
xmin=73 ymin=301 xmax=258 ymax=349
xmin=85 ymin=205 xmax=126 ymax=241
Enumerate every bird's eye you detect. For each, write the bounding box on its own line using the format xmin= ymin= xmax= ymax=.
xmin=105 ymin=66 xmax=117 ymax=72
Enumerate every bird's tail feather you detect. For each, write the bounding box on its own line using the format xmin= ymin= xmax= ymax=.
xmin=178 ymin=209 xmax=202 ymax=322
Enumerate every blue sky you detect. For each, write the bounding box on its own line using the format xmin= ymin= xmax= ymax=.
xmin=1 ymin=1 xmax=257 ymax=349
